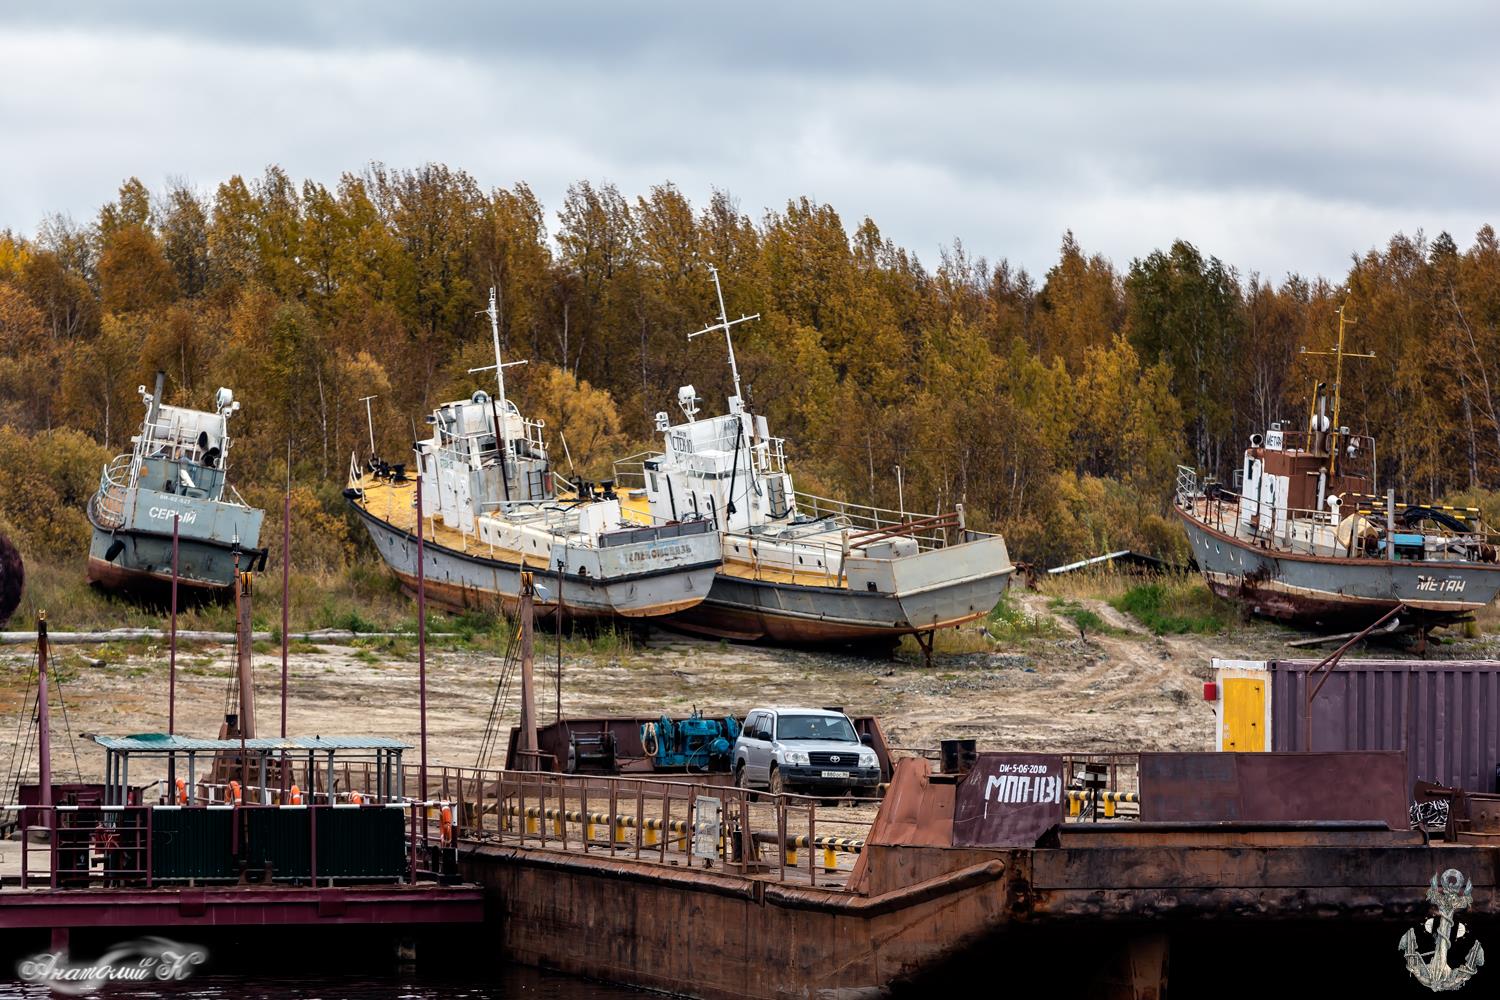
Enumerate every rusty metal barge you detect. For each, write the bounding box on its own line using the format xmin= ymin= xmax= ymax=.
xmin=0 ymin=615 xmax=482 ymax=961
xmin=435 ymin=746 xmax=1497 ymax=998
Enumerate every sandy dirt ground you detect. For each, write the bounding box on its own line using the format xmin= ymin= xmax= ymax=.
xmin=1 ymin=588 xmax=1491 ymax=792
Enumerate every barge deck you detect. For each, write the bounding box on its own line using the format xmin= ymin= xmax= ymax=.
xmin=443 ymin=754 xmax=1495 ymax=998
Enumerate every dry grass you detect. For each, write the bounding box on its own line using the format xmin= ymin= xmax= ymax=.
xmin=1469 ymin=601 xmax=1500 ymax=636
xmin=1033 ymin=569 xmax=1137 ymax=603
xmin=1038 ymin=570 xmax=1234 ymax=636
xmin=5 ymin=550 xmax=633 ymax=659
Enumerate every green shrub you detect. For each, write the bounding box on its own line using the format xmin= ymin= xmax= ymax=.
xmin=1111 ymin=577 xmax=1226 ymax=635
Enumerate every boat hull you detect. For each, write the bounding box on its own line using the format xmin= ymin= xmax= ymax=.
xmin=667 ymin=534 xmax=1014 ymax=645
xmin=1177 ymin=508 xmax=1500 ymax=627
xmin=351 ymin=501 xmax=722 ymax=622
xmin=86 ymin=488 xmax=265 ymax=597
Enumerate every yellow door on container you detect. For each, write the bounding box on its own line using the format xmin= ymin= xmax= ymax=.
xmin=1222 ymin=678 xmax=1265 ymax=751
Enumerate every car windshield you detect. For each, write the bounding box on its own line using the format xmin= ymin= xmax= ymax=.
xmin=777 ymin=715 xmax=858 ymax=742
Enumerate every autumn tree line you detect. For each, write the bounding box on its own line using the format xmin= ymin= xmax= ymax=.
xmin=1 ymin=165 xmax=1499 ymax=572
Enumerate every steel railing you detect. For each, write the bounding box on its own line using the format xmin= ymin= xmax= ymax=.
xmin=403 ymin=766 xmax=877 ymax=886
xmin=1180 ymin=489 xmax=1497 ymax=561
xmin=9 ymin=801 xmax=430 ymax=890
xmin=90 ymin=455 xmax=134 ymax=529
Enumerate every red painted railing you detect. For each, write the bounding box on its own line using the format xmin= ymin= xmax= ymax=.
xmin=13 ymin=802 xmax=432 ymax=890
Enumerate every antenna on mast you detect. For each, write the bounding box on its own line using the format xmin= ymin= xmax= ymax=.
xmin=477 ymin=283 xmax=537 ymax=467
xmin=1300 ymin=298 xmax=1373 ymax=477
xmin=470 ymin=287 xmax=529 ymax=444
xmin=358 ymin=394 xmax=379 ymax=458
xmin=688 ymin=265 xmax=758 ymax=407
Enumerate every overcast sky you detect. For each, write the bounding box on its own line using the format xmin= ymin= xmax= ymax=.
xmin=2 ymin=2 xmax=1495 ymax=282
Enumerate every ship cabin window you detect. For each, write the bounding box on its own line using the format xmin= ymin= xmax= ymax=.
xmin=649 ymin=472 xmax=658 ymax=492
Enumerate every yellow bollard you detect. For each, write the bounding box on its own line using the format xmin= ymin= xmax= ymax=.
xmin=645 ymin=826 xmax=658 ymax=847
xmin=616 ymin=819 xmax=628 ymax=843
xmin=1068 ymin=794 xmax=1081 ymax=818
xmin=527 ymin=813 xmax=538 ymax=835
xmin=787 ymin=846 xmax=798 ymax=865
xmin=823 ymin=845 xmax=837 ymax=872
xmin=1104 ymin=796 xmax=1116 ymax=819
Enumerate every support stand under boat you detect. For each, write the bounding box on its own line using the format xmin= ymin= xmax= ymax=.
xmin=915 ymin=629 xmax=935 ymax=669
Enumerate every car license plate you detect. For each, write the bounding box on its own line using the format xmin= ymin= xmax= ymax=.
xmin=820 ymin=770 xmax=850 ymax=779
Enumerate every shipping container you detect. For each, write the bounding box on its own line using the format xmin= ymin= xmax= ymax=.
xmin=1212 ymin=657 xmax=1500 ymax=794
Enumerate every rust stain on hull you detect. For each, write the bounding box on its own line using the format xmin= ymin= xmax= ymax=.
xmin=390 ymin=570 xmax=703 ymax=623
xmin=86 ymin=556 xmax=231 ymax=601
xmin=666 ymin=598 xmax=985 ymax=645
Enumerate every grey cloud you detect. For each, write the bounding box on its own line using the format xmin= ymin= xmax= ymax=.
xmin=0 ymin=3 xmax=1494 ymax=283
xmin=5 ymin=2 xmax=1497 ymax=85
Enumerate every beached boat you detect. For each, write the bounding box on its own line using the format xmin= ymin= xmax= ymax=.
xmin=86 ymin=372 xmax=265 ymax=599
xmin=346 ymin=289 xmax=723 ymax=622
xmin=1175 ymin=304 xmax=1500 ymax=629
xmin=615 ymin=267 xmax=1014 ymax=650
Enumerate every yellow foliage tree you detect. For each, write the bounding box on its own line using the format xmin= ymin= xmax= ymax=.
xmin=518 ymin=365 xmax=626 ymax=479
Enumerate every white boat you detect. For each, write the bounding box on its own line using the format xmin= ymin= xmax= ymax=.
xmin=615 ymin=268 xmax=1015 ymax=651
xmin=347 ymin=289 xmax=723 ymax=621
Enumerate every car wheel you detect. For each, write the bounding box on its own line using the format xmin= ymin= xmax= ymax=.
xmin=769 ymin=766 xmax=785 ymax=796
xmin=735 ymin=762 xmax=757 ymax=801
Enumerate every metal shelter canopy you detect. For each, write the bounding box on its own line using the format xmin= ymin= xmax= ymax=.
xmin=85 ymin=733 xmax=409 ymax=806
xmin=89 ymin=734 xmax=409 ymax=752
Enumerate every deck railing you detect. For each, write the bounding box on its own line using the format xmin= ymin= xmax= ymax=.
xmin=401 ymin=766 xmax=877 ymax=886
xmin=10 ymin=801 xmax=425 ymax=890
xmin=90 ymin=455 xmax=134 ymax=529
xmin=1180 ymin=487 xmax=1496 ymax=561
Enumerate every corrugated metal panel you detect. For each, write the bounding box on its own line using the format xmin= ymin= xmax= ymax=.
xmin=151 ymin=808 xmax=237 ymax=882
xmin=315 ymin=808 xmax=407 ymax=881
xmin=1269 ymin=659 xmax=1500 ymax=794
xmin=243 ymin=808 xmax=312 ymax=881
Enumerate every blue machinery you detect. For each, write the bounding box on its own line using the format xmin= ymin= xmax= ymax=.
xmin=640 ymin=710 xmax=741 ymax=773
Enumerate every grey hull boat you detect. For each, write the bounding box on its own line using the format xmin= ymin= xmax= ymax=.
xmin=86 ymin=372 xmax=265 ymax=599
xmin=1177 ymin=305 xmax=1500 ymax=631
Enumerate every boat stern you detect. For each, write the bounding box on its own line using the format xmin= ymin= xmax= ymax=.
xmin=847 ymin=531 xmax=1014 ymax=630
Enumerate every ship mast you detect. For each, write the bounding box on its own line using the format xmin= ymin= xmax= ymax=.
xmin=469 ymin=287 xmax=529 ymax=447
xmin=689 ymin=265 xmax=759 ymax=407
xmin=1301 ymin=300 xmax=1373 ymax=477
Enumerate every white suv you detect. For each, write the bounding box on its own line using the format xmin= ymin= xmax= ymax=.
xmin=733 ymin=707 xmax=880 ymax=797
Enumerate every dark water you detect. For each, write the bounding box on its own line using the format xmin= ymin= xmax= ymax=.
xmin=0 ymin=967 xmax=648 ymax=999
